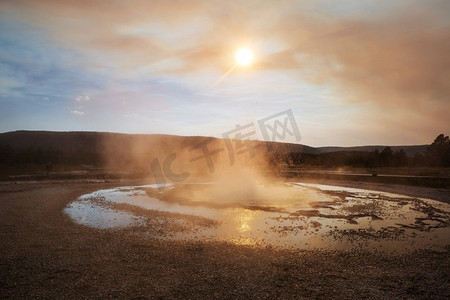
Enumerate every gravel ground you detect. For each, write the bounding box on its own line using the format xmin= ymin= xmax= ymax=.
xmin=0 ymin=180 xmax=449 ymax=299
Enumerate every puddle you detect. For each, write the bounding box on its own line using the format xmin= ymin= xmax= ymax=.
xmin=64 ymin=182 xmax=450 ymax=252
xmin=64 ymin=200 xmax=146 ymax=229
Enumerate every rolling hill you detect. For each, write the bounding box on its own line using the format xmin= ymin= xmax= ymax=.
xmin=0 ymin=130 xmax=427 ymax=156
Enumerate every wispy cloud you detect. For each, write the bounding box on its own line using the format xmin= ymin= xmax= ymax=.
xmin=0 ymin=0 xmax=448 ymax=145
xmin=70 ymin=110 xmax=84 ymax=116
xmin=74 ymin=95 xmax=90 ymax=102
xmin=125 ymin=113 xmax=138 ymax=118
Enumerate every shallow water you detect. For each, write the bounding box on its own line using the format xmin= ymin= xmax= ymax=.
xmin=64 ymin=200 xmax=146 ymax=229
xmin=64 ymin=182 xmax=450 ymax=252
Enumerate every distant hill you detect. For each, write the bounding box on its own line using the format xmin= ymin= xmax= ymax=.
xmin=0 ymin=131 xmax=446 ymax=184
xmin=0 ymin=130 xmax=427 ymax=156
xmin=0 ymin=131 xmax=203 ymax=153
xmin=314 ymin=145 xmax=427 ymax=156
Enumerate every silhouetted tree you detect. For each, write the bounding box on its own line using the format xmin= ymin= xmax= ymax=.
xmin=411 ymin=153 xmax=425 ymax=166
xmin=427 ymin=134 xmax=450 ymax=167
xmin=379 ymin=147 xmax=393 ymax=167
xmin=393 ymin=149 xmax=408 ymax=167
xmin=369 ymin=149 xmax=380 ymax=168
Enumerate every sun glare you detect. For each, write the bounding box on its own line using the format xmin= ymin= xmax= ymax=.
xmin=235 ymin=47 xmax=254 ymax=67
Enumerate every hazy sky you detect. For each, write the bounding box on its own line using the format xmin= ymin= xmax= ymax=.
xmin=0 ymin=0 xmax=449 ymax=146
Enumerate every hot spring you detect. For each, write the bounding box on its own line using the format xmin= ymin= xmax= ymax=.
xmin=64 ymin=182 xmax=450 ymax=252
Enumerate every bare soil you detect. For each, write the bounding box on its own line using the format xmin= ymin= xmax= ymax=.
xmin=0 ymin=180 xmax=449 ymax=299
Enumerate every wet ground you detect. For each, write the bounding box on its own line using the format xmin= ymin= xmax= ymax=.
xmin=2 ymin=180 xmax=449 ymax=299
xmin=65 ymin=182 xmax=450 ymax=252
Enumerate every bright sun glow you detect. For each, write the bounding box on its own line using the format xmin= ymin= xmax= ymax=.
xmin=235 ymin=47 xmax=254 ymax=66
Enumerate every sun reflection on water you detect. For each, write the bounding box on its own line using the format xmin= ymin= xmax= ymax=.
xmin=235 ymin=210 xmax=256 ymax=233
xmin=65 ymin=183 xmax=450 ymax=252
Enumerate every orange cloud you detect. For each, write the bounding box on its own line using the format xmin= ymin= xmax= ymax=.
xmin=1 ymin=0 xmax=448 ymax=144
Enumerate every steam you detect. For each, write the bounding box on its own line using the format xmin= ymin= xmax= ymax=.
xmin=210 ymin=167 xmax=263 ymax=204
xmin=98 ymin=134 xmax=277 ymax=191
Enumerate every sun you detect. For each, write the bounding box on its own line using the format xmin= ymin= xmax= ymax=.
xmin=235 ymin=47 xmax=254 ymax=67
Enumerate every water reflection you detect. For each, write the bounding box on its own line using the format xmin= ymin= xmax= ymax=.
xmin=64 ymin=199 xmax=145 ymax=229
xmin=234 ymin=210 xmax=255 ymax=233
xmin=64 ymin=182 xmax=450 ymax=252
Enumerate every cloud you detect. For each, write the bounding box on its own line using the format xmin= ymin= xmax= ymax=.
xmin=1 ymin=0 xmax=449 ymax=144
xmin=10 ymin=0 xmax=445 ymax=108
xmin=71 ymin=110 xmax=84 ymax=116
xmin=125 ymin=113 xmax=138 ymax=118
xmin=74 ymin=95 xmax=90 ymax=102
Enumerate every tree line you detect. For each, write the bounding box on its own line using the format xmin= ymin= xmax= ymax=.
xmin=274 ymin=134 xmax=450 ymax=168
xmin=0 ymin=134 xmax=449 ymax=169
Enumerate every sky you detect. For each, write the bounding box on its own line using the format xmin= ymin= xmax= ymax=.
xmin=0 ymin=0 xmax=449 ymax=147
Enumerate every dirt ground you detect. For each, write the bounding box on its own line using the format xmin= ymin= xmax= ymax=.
xmin=0 ymin=180 xmax=449 ymax=299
